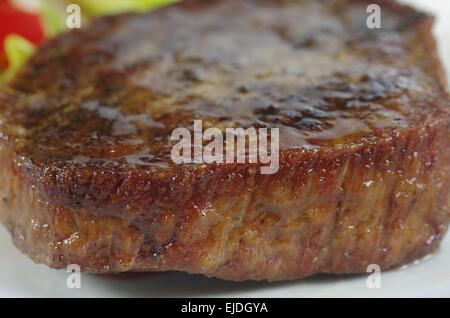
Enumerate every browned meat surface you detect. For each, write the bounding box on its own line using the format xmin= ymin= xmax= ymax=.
xmin=0 ymin=0 xmax=449 ymax=281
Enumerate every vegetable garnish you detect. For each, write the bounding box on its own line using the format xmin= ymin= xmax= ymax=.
xmin=40 ymin=0 xmax=66 ymax=37
xmin=0 ymin=0 xmax=42 ymax=82
xmin=0 ymin=0 xmax=44 ymax=53
xmin=75 ymin=0 xmax=178 ymax=17
xmin=0 ymin=34 xmax=35 ymax=83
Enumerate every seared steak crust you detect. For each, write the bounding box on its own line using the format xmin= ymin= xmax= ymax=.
xmin=0 ymin=0 xmax=449 ymax=281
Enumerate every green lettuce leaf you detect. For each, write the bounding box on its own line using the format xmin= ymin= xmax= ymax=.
xmin=77 ymin=0 xmax=178 ymax=16
xmin=40 ymin=0 xmax=67 ymax=37
xmin=0 ymin=35 xmax=36 ymax=83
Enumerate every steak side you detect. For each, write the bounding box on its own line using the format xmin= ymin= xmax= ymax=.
xmin=0 ymin=0 xmax=449 ymax=281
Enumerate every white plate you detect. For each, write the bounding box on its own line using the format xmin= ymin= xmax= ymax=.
xmin=0 ymin=0 xmax=449 ymax=298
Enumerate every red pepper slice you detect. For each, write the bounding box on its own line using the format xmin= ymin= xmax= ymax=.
xmin=0 ymin=0 xmax=44 ymax=68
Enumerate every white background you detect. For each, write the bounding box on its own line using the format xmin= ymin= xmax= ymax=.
xmin=0 ymin=0 xmax=449 ymax=297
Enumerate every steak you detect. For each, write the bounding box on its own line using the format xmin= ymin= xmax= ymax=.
xmin=0 ymin=0 xmax=449 ymax=281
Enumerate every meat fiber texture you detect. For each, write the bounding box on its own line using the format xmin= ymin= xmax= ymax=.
xmin=0 ymin=0 xmax=449 ymax=281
